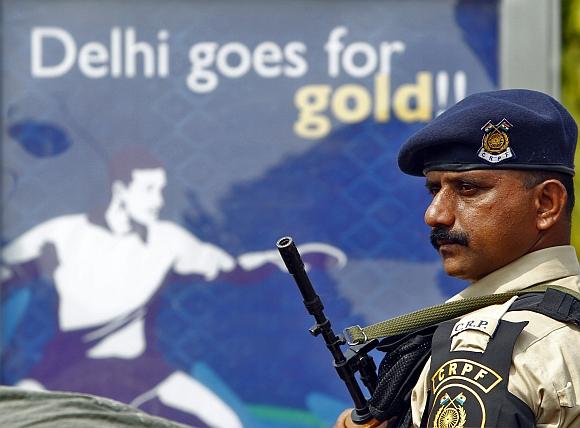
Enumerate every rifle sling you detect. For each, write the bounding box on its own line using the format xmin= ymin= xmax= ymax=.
xmin=344 ymin=284 xmax=580 ymax=345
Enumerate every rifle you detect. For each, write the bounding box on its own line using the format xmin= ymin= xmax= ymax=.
xmin=276 ymin=236 xmax=378 ymax=424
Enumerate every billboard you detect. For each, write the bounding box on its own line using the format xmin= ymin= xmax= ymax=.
xmin=1 ymin=1 xmax=499 ymax=426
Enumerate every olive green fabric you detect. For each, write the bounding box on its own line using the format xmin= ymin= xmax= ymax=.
xmin=0 ymin=387 xmax=191 ymax=428
xmin=344 ymin=285 xmax=580 ymax=345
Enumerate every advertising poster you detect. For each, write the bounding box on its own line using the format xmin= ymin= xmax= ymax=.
xmin=1 ymin=1 xmax=498 ymax=427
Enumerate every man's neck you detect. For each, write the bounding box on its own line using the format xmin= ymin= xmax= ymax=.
xmin=104 ymin=201 xmax=132 ymax=235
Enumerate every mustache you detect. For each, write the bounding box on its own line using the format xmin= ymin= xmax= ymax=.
xmin=430 ymin=227 xmax=469 ymax=250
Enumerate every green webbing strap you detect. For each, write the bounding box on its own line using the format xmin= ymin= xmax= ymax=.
xmin=343 ymin=284 xmax=580 ymax=345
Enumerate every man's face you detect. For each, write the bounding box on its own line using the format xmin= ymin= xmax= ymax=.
xmin=121 ymin=168 xmax=167 ymax=226
xmin=424 ymin=169 xmax=539 ymax=282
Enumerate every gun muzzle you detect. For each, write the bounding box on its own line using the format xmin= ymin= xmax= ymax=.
xmin=276 ymin=236 xmax=318 ymax=303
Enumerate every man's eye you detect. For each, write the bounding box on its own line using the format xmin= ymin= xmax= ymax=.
xmin=458 ymin=182 xmax=477 ymax=193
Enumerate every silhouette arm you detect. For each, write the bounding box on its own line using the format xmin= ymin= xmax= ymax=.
xmin=168 ymin=225 xmax=235 ymax=280
xmin=1 ymin=218 xmax=66 ymax=281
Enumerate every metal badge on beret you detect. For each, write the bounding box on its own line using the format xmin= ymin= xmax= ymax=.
xmin=477 ymin=118 xmax=514 ymax=163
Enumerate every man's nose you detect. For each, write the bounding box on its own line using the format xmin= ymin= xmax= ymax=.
xmin=424 ymin=190 xmax=455 ymax=228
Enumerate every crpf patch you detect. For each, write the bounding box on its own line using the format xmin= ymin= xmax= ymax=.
xmin=428 ymin=359 xmax=502 ymax=428
xmin=450 ymin=317 xmax=497 ymax=338
xmin=477 ymin=118 xmax=514 ymax=163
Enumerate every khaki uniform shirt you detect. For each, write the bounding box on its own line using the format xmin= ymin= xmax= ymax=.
xmin=411 ymin=246 xmax=580 ymax=428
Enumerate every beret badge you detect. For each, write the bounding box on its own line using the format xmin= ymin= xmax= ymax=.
xmin=477 ymin=118 xmax=514 ymax=164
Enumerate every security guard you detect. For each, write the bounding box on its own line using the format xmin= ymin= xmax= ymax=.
xmin=335 ymin=89 xmax=580 ymax=428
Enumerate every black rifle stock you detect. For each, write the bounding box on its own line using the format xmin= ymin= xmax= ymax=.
xmin=276 ymin=236 xmax=377 ymax=424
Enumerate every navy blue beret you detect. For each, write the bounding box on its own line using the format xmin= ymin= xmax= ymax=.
xmin=398 ymin=89 xmax=578 ymax=176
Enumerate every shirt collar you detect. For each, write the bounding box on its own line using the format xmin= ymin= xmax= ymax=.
xmin=449 ymin=245 xmax=580 ymax=301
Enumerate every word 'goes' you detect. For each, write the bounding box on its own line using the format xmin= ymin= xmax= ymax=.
xmin=294 ymin=72 xmax=432 ymax=139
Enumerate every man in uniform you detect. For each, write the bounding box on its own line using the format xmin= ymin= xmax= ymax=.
xmin=335 ymin=89 xmax=580 ymax=427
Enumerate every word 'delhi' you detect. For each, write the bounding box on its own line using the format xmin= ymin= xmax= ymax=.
xmin=31 ymin=27 xmax=170 ymax=78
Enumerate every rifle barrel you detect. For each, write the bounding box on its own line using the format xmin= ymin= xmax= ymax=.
xmin=276 ymin=236 xmax=373 ymax=424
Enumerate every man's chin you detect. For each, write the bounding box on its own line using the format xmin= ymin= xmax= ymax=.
xmin=133 ymin=216 xmax=157 ymax=227
xmin=439 ymin=250 xmax=474 ymax=281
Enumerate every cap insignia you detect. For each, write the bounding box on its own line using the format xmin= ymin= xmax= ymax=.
xmin=477 ymin=118 xmax=514 ymax=163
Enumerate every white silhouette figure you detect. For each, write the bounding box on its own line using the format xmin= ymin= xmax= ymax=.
xmin=2 ymin=162 xmax=248 ymax=427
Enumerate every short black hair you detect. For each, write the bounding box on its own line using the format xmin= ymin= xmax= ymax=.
xmin=521 ymin=170 xmax=575 ymax=216
xmin=108 ymin=146 xmax=164 ymax=185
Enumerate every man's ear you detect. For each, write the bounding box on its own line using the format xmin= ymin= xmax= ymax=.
xmin=534 ymin=179 xmax=568 ymax=230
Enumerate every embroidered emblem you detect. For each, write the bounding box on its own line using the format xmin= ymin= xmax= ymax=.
xmin=433 ymin=393 xmax=467 ymax=428
xmin=477 ymin=118 xmax=514 ymax=163
xmin=431 ymin=359 xmax=502 ymax=394
xmin=429 ymin=359 xmax=500 ymax=428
